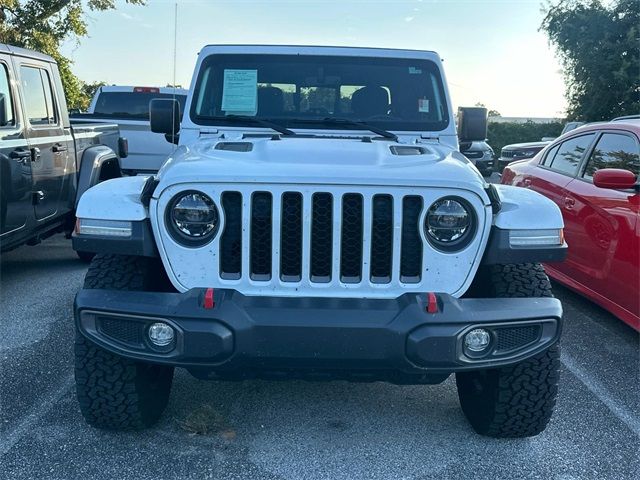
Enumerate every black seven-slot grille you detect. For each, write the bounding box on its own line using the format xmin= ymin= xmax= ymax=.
xmin=219 ymin=191 xmax=425 ymax=284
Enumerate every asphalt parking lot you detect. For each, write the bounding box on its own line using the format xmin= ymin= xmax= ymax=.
xmin=1 ymin=235 xmax=638 ymax=480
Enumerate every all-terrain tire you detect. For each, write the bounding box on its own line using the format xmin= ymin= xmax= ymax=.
xmin=75 ymin=254 xmax=174 ymax=430
xmin=456 ymin=263 xmax=560 ymax=438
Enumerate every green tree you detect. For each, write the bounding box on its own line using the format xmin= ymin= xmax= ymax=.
xmin=0 ymin=0 xmax=145 ymax=109
xmin=486 ymin=121 xmax=564 ymax=155
xmin=541 ymin=0 xmax=640 ymax=121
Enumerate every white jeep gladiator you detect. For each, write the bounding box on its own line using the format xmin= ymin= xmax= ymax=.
xmin=72 ymin=45 xmax=567 ymax=438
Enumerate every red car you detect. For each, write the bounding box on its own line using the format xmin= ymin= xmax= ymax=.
xmin=502 ymin=118 xmax=640 ymax=330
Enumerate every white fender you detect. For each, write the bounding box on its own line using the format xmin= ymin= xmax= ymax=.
xmin=76 ymin=176 xmax=149 ymax=221
xmin=492 ymin=184 xmax=564 ymax=230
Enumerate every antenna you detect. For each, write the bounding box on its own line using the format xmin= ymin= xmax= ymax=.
xmin=171 ymin=1 xmax=178 ymax=149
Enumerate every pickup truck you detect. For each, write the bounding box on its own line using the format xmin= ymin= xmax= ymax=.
xmin=71 ymin=86 xmax=188 ymax=174
xmin=0 ymin=44 xmax=126 ymax=255
xmin=73 ymin=45 xmax=567 ymax=438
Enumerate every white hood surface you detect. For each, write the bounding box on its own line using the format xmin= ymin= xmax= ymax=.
xmin=155 ymin=137 xmax=488 ymax=199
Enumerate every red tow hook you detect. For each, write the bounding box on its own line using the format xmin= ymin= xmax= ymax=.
xmin=203 ymin=288 xmax=215 ymax=309
xmin=426 ymin=292 xmax=438 ymax=313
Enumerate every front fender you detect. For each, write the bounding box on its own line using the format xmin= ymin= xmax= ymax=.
xmin=481 ymin=184 xmax=567 ymax=265
xmin=73 ymin=176 xmax=157 ymax=257
xmin=492 ymin=184 xmax=564 ymax=230
xmin=76 ymin=175 xmax=149 ymax=221
xmin=75 ymin=146 xmax=122 ymax=208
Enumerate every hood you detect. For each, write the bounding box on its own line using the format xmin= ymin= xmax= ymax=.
xmin=502 ymin=141 xmax=550 ymax=150
xmin=155 ymin=136 xmax=488 ymax=195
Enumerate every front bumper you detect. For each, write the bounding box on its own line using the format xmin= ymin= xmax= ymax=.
xmin=75 ymin=288 xmax=562 ymax=382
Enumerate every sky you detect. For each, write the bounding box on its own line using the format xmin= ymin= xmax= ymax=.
xmin=60 ymin=0 xmax=568 ymax=118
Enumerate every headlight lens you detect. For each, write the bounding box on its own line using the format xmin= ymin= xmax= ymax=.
xmin=425 ymin=197 xmax=475 ymax=250
xmin=167 ymin=191 xmax=219 ymax=245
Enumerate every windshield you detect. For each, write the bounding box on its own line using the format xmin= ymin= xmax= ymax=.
xmin=190 ymin=54 xmax=450 ymax=132
xmin=94 ymin=92 xmax=187 ymax=119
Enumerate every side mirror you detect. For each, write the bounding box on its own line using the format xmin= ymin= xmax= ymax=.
xmin=458 ymin=107 xmax=488 ymax=143
xmin=593 ymin=168 xmax=638 ymax=190
xmin=150 ymin=98 xmax=181 ymax=140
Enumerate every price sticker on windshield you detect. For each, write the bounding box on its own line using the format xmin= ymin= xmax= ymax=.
xmin=221 ymin=69 xmax=258 ymax=115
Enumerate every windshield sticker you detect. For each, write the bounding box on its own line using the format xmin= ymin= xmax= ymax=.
xmin=221 ymin=69 xmax=258 ymax=115
xmin=409 ymin=66 xmax=422 ymax=74
xmin=418 ymin=98 xmax=430 ymax=113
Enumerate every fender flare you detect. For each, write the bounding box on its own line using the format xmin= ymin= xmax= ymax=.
xmin=75 ymin=145 xmax=122 ymax=208
xmin=482 ymin=184 xmax=567 ymax=265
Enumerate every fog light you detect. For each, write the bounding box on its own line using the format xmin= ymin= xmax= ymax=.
xmin=148 ymin=322 xmax=174 ymax=347
xmin=464 ymin=328 xmax=491 ymax=352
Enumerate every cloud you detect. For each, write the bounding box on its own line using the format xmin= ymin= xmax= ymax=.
xmin=120 ymin=13 xmax=133 ymax=20
xmin=404 ymin=16 xmax=414 ymax=22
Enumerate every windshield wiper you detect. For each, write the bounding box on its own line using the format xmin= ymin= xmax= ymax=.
xmin=223 ymin=114 xmax=296 ymax=136
xmin=316 ymin=117 xmax=399 ymax=142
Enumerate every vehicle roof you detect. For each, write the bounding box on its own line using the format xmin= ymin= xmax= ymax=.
xmin=198 ymin=44 xmax=441 ymax=61
xmin=0 ymin=43 xmax=55 ymax=63
xmin=97 ymin=85 xmax=189 ymax=95
xmin=502 ymin=141 xmax=550 ymax=150
xmin=567 ymin=120 xmax=640 ymax=135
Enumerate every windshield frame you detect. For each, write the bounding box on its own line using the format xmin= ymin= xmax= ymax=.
xmin=188 ymin=52 xmax=451 ymax=134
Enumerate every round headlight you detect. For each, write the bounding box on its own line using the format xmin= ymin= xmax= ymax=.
xmin=167 ymin=191 xmax=219 ymax=246
xmin=425 ymin=197 xmax=475 ymax=251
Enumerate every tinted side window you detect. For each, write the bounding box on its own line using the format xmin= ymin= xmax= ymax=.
xmin=549 ymin=134 xmax=595 ymax=175
xmin=583 ymin=133 xmax=640 ymax=178
xmin=541 ymin=144 xmax=559 ymax=166
xmin=0 ymin=63 xmax=15 ymax=127
xmin=94 ymin=92 xmax=187 ymax=119
xmin=20 ymin=66 xmax=56 ymax=125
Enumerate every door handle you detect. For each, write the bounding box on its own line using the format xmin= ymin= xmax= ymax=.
xmin=31 ymin=147 xmax=41 ymax=161
xmin=52 ymin=143 xmax=68 ymax=153
xmin=9 ymin=148 xmax=31 ymax=160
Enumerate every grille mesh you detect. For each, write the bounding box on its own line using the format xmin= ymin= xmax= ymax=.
xmin=98 ymin=317 xmax=143 ymax=347
xmin=250 ymin=192 xmax=273 ymax=280
xmin=216 ymin=190 xmax=430 ymax=286
xmin=495 ymin=325 xmax=541 ymax=352
xmin=370 ymin=194 xmax=393 ymax=282
xmin=310 ymin=193 xmax=333 ymax=282
xmin=400 ymin=196 xmax=423 ymax=282
xmin=280 ymin=192 xmax=303 ymax=281
xmin=220 ymin=192 xmax=242 ymax=279
xmin=340 ymin=194 xmax=363 ymax=283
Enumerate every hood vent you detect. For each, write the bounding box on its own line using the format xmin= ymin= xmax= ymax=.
xmin=389 ymin=146 xmax=427 ymax=156
xmin=215 ymin=142 xmax=253 ymax=152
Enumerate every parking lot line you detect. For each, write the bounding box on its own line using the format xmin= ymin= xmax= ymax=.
xmin=0 ymin=374 xmax=74 ymax=457
xmin=561 ymin=351 xmax=640 ymax=438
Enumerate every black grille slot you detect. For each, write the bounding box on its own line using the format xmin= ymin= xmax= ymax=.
xmin=495 ymin=325 xmax=541 ymax=352
xmin=250 ymin=192 xmax=273 ymax=280
xmin=280 ymin=192 xmax=303 ymax=281
xmin=311 ymin=193 xmax=333 ymax=282
xmin=220 ymin=192 xmax=242 ymax=279
xmin=340 ymin=194 xmax=363 ymax=283
xmin=370 ymin=195 xmax=393 ymax=283
xmin=98 ymin=317 xmax=144 ymax=347
xmin=400 ymin=196 xmax=423 ymax=283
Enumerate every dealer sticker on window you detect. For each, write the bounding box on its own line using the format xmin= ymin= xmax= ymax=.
xmin=418 ymin=98 xmax=430 ymax=113
xmin=221 ymin=69 xmax=258 ymax=115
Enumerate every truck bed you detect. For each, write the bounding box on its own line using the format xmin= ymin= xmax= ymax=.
xmin=71 ymin=114 xmax=175 ymax=173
